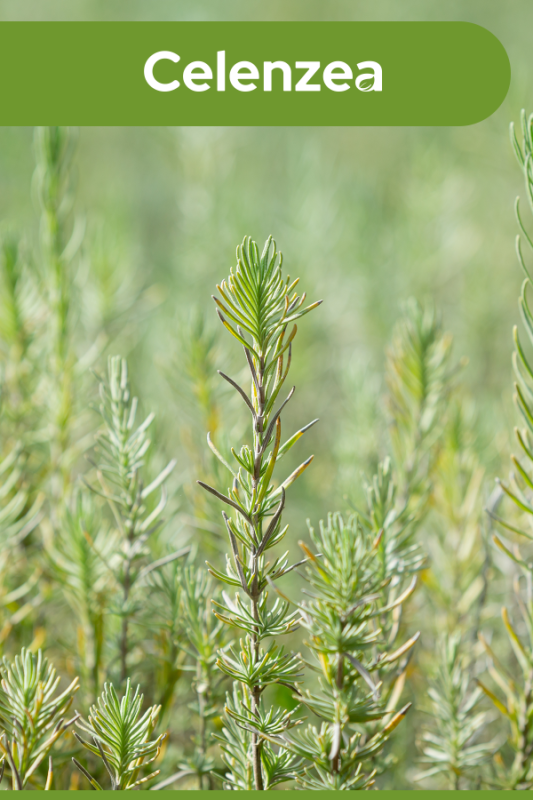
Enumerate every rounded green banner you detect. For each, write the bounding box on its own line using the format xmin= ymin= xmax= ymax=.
xmin=0 ymin=21 xmax=510 ymax=125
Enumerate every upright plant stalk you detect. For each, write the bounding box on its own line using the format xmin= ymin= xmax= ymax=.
xmin=0 ymin=235 xmax=42 ymax=445
xmin=178 ymin=566 xmax=228 ymax=788
xmin=34 ymin=126 xmax=81 ymax=499
xmin=164 ymin=311 xmax=236 ymax=559
xmin=417 ymin=634 xmax=494 ymax=789
xmin=151 ymin=565 xmax=229 ymax=789
xmin=480 ymin=110 xmax=533 ymax=789
xmin=386 ymin=301 xmax=491 ymax=784
xmin=199 ymin=235 xmax=321 ymax=790
xmin=89 ymin=356 xmax=183 ymax=685
xmin=263 ymin=499 xmax=420 ymax=790
xmin=388 ymin=304 xmax=488 ymax=635
xmin=385 ymin=299 xmax=456 ymax=513
xmin=48 ymin=490 xmax=119 ymax=701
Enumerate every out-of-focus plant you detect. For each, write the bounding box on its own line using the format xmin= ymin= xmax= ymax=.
xmin=385 ymin=298 xmax=456 ymax=512
xmin=424 ymin=397 xmax=489 ymax=636
xmin=145 ymin=560 xmax=184 ymax=722
xmin=198 ymin=235 xmax=321 ymax=790
xmin=86 ymin=355 xmax=184 ymax=685
xmin=152 ymin=565 xmax=229 ymax=789
xmin=417 ymin=633 xmax=494 ymax=789
xmin=0 ymin=443 xmax=43 ymax=644
xmin=0 ymin=236 xmax=43 ymax=447
xmin=0 ymin=444 xmax=42 ymax=554
xmin=386 ymin=299 xmax=492 ymax=789
xmin=478 ymin=110 xmax=533 ymax=790
xmin=385 ymin=301 xmax=489 ymax=633
xmin=0 ymin=648 xmax=79 ymax=789
xmin=73 ymin=679 xmax=165 ymax=790
xmin=163 ymin=311 xmax=238 ymax=556
xmin=46 ymin=490 xmax=118 ymax=701
xmin=264 ymin=498 xmax=419 ymax=789
xmin=34 ymin=126 xmax=84 ymax=500
xmin=177 ymin=566 xmax=228 ymax=788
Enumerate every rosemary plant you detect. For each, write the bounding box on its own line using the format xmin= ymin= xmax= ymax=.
xmin=73 ymin=679 xmax=165 ymax=789
xmin=164 ymin=310 xmax=240 ymax=559
xmin=427 ymin=396 xmax=489 ymax=636
xmin=0 ymin=648 xmax=79 ymax=789
xmin=386 ymin=298 xmax=494 ymax=787
xmin=145 ymin=560 xmax=184 ymax=721
xmin=48 ymin=490 xmax=118 ymax=700
xmin=385 ymin=298 xmax=456 ymax=512
xmin=265 ymin=461 xmax=421 ymax=789
xmin=198 ymin=235 xmax=321 ymax=790
xmin=0 ymin=443 xmax=43 ymax=643
xmin=0 ymin=444 xmax=42 ymax=552
xmin=88 ymin=355 xmax=182 ymax=684
xmin=0 ymin=235 xmax=42 ymax=446
xmin=417 ymin=634 xmax=493 ymax=789
xmin=151 ymin=565 xmax=229 ymax=789
xmin=34 ymin=126 xmax=83 ymax=499
xmin=480 ymin=110 xmax=533 ymax=789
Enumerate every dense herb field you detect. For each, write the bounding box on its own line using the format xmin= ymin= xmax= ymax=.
xmin=3 ymin=0 xmax=533 ymax=776
xmin=0 ymin=116 xmax=530 ymax=789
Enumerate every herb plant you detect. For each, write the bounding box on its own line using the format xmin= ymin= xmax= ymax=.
xmin=0 ymin=119 xmax=531 ymax=791
xmin=198 ymin=235 xmax=321 ymax=789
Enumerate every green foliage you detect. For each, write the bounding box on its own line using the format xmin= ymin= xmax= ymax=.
xmin=214 ymin=683 xmax=300 ymax=791
xmin=386 ymin=298 xmax=456 ymax=509
xmin=0 ymin=444 xmax=43 ymax=645
xmin=481 ymin=109 xmax=533 ymax=790
xmin=479 ymin=601 xmax=533 ymax=788
xmin=0 ymin=111 xmax=530 ymax=791
xmin=33 ymin=126 xmax=84 ymax=500
xmin=199 ymin=235 xmax=321 ymax=789
xmin=268 ymin=505 xmax=419 ymax=789
xmin=152 ymin=564 xmax=229 ymax=788
xmin=0 ymin=444 xmax=42 ymax=551
xmin=47 ymin=490 xmax=117 ymax=699
xmin=0 ymin=236 xmax=42 ymax=442
xmin=0 ymin=648 xmax=79 ymax=789
xmin=426 ymin=397 xmax=488 ymax=635
xmin=73 ymin=679 xmax=165 ymax=790
xmin=499 ymin=110 xmax=533 ymax=535
xmin=418 ymin=634 xmax=493 ymax=789
xmin=88 ymin=355 xmax=180 ymax=684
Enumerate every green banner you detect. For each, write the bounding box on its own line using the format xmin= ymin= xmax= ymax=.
xmin=0 ymin=21 xmax=510 ymax=125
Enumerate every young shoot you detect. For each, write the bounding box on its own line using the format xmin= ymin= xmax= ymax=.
xmin=198 ymin=235 xmax=321 ymax=789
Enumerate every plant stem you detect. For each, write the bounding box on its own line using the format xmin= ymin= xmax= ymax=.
xmin=515 ymin=677 xmax=533 ymax=786
xmin=249 ymin=354 xmax=265 ymax=791
xmin=120 ymin=564 xmax=131 ymax=685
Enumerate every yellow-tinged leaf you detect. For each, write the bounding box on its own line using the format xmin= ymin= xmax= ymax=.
xmin=383 ymin=702 xmax=411 ymax=733
xmin=502 ymin=606 xmax=532 ymax=674
xmin=477 ymin=679 xmax=510 ymax=717
xmin=298 ymin=541 xmax=317 ymax=561
xmin=382 ymin=632 xmax=420 ymax=664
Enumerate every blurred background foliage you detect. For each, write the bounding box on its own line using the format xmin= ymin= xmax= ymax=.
xmin=0 ymin=0 xmax=531 ymax=789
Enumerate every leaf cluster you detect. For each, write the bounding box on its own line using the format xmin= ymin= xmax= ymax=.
xmin=0 ymin=648 xmax=79 ymax=789
xmin=73 ymin=679 xmax=165 ymax=790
